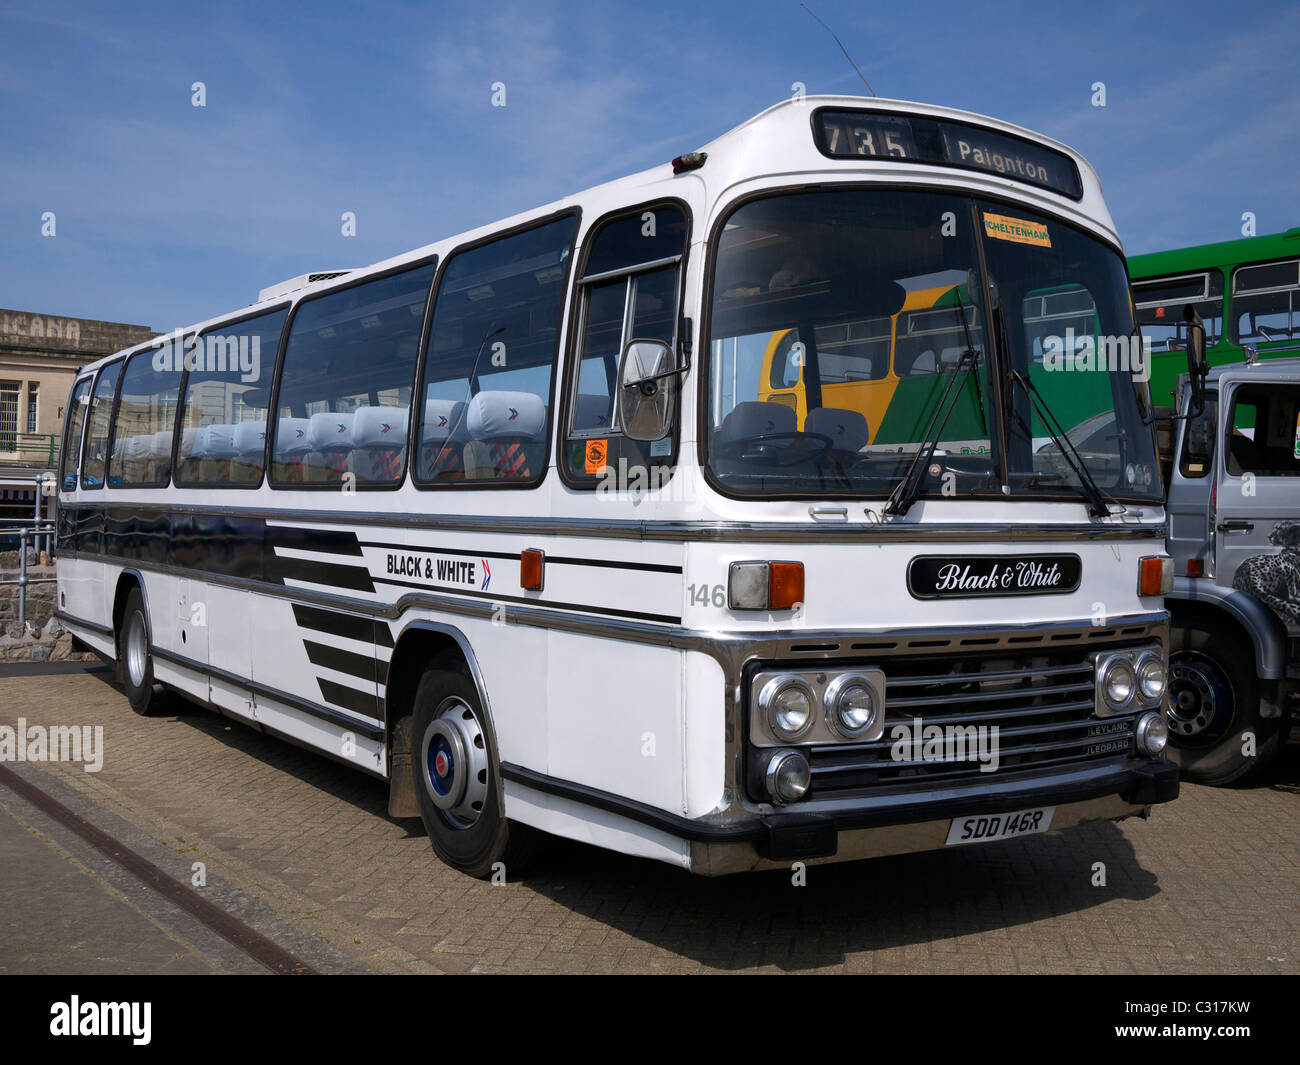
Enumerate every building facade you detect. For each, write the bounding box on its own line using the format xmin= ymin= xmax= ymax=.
xmin=0 ymin=309 xmax=157 ymax=469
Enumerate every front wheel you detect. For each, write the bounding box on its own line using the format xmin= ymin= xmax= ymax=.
xmin=1166 ymin=620 xmax=1285 ymax=786
xmin=118 ymin=587 xmax=172 ymax=717
xmin=411 ymin=668 xmax=542 ymax=878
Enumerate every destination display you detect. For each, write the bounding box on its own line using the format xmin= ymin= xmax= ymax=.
xmin=813 ymin=108 xmax=1083 ymax=200
xmin=907 ymin=554 xmax=1083 ymax=599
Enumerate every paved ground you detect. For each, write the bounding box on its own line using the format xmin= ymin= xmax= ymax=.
xmin=0 ymin=662 xmax=1296 ymax=974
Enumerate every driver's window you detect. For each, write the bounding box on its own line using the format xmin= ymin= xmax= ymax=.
xmin=561 ymin=204 xmax=687 ymax=487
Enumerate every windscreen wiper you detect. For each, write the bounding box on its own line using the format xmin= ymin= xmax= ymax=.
xmin=884 ymin=344 xmax=981 ymax=517
xmin=885 ymin=292 xmax=986 ymax=517
xmin=1007 ymin=368 xmax=1113 ymax=519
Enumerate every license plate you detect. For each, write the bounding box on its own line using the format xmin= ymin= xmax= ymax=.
xmin=945 ymin=806 xmax=1055 ymax=846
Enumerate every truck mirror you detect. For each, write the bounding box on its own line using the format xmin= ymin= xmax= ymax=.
xmin=1182 ymin=304 xmax=1208 ymax=416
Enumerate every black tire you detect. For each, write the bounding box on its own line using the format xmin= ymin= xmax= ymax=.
xmin=411 ymin=668 xmax=542 ymax=878
xmin=1167 ymin=619 xmax=1285 ymax=785
xmin=117 ymin=587 xmax=171 ymax=717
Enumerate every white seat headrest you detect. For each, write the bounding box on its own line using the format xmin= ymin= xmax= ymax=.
xmin=194 ymin=424 xmax=237 ymax=460
xmin=805 ymin=407 xmax=870 ymax=452
xmin=307 ymin=411 xmax=355 ymax=451
xmin=274 ymin=418 xmax=312 ymax=458
xmin=466 ymin=391 xmax=547 ymax=441
xmin=149 ymin=430 xmax=173 ymax=460
xmin=422 ymin=399 xmax=468 ymax=444
xmin=716 ymin=402 xmax=796 ymax=445
xmin=122 ymin=435 xmax=152 ymax=461
xmin=353 ymin=406 xmax=409 ymax=449
xmin=233 ymin=420 xmax=267 ymax=459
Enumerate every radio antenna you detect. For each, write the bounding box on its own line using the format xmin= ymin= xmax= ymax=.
xmin=800 ymin=3 xmax=877 ymax=97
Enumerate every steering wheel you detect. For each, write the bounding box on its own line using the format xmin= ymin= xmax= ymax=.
xmin=715 ymin=432 xmax=834 ymax=467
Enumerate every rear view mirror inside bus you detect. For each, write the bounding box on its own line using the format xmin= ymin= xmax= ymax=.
xmin=617 ymin=338 xmax=677 ymax=441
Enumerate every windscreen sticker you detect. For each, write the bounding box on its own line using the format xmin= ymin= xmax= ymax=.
xmin=983 ymin=212 xmax=1051 ymax=248
xmin=584 ymin=438 xmax=609 ymax=474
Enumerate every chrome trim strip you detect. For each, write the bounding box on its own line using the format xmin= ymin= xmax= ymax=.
xmin=58 ymin=500 xmax=1167 ymax=543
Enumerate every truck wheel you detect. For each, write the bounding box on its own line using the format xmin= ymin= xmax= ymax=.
xmin=1167 ymin=620 xmax=1285 ymax=785
xmin=117 ymin=587 xmax=174 ymax=717
xmin=411 ymin=668 xmax=542 ymax=878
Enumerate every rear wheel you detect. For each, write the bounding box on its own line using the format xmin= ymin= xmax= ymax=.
xmin=1166 ymin=619 xmax=1284 ymax=785
xmin=118 ymin=587 xmax=171 ymax=717
xmin=411 ymin=668 xmax=541 ymax=878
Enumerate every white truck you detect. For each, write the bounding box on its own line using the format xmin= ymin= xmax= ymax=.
xmin=1163 ymin=332 xmax=1300 ymax=784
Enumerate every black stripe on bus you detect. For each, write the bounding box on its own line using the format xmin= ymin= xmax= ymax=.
xmin=150 ymin=645 xmax=385 ymax=740
xmin=372 ymin=574 xmax=680 ymax=624
xmin=265 ymin=524 xmax=365 ymax=556
xmin=317 ymin=678 xmax=379 ymax=718
xmin=304 ymin=639 xmax=387 ymax=686
xmin=292 ymin=603 xmax=395 ymax=647
xmin=265 ymin=553 xmax=377 ymax=592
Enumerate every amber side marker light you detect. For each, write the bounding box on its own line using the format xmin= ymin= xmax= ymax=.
xmin=1138 ymin=556 xmax=1173 ymax=596
xmin=1186 ymin=558 xmax=1204 ymax=577
xmin=520 ymin=549 xmax=545 ymax=592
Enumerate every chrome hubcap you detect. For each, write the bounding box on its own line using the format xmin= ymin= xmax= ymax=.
xmin=125 ymin=611 xmax=148 ymax=688
xmin=1167 ymin=657 xmax=1228 ymax=739
xmin=420 ymin=697 xmax=488 ymax=828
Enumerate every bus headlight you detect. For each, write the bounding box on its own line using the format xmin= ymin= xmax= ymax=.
xmin=1095 ymin=653 xmax=1138 ymax=715
xmin=764 ymin=749 xmax=811 ymax=804
xmin=1135 ymin=651 xmax=1166 ymax=705
xmin=759 ymin=676 xmax=815 ymax=741
xmin=823 ymin=673 xmax=883 ymax=740
xmin=1135 ymin=710 xmax=1168 ymax=757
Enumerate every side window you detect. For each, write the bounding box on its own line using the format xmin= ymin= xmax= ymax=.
xmin=562 ymin=205 xmax=687 ymax=485
xmin=81 ymin=361 xmax=122 ymax=489
xmin=107 ymin=347 xmax=183 ymax=487
xmin=1231 ymin=259 xmax=1300 ymax=345
xmin=415 ymin=216 xmax=577 ymax=485
xmin=1225 ymin=383 xmax=1300 ymax=477
xmin=271 ymin=264 xmax=434 ymax=487
xmin=60 ymin=377 xmax=94 ymax=490
xmin=176 ymin=309 xmax=287 ymax=487
xmin=1133 ymin=271 xmax=1224 ymax=352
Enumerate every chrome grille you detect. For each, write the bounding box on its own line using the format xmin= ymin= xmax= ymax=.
xmin=803 ymin=648 xmax=1142 ymax=794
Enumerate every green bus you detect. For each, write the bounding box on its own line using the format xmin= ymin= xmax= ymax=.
xmin=1129 ymin=227 xmax=1300 ymax=406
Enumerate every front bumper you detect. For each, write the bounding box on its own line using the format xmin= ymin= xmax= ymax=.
xmin=691 ymin=756 xmax=1178 ymax=875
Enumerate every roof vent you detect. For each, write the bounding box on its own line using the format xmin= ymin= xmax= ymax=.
xmin=257 ymin=270 xmax=356 ymax=303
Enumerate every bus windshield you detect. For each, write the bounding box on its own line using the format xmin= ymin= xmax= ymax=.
xmin=706 ymin=187 xmax=1162 ymax=504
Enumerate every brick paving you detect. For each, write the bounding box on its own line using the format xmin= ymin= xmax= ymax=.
xmin=0 ymin=665 xmax=1296 ymax=974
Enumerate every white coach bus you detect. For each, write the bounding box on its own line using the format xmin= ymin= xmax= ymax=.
xmin=56 ymin=97 xmax=1180 ymax=877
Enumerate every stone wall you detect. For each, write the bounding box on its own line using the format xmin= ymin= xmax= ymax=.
xmin=0 ymin=551 xmax=94 ymax=662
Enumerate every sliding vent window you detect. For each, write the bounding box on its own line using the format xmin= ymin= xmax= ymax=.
xmin=107 ymin=347 xmax=183 ymax=487
xmin=415 ymin=216 xmax=577 ymax=485
xmin=80 ymin=361 xmax=121 ymax=490
xmin=271 ymin=263 xmax=434 ymax=487
xmin=59 ymin=377 xmax=93 ymax=491
xmin=175 ymin=308 xmax=287 ymax=487
xmin=563 ymin=205 xmax=687 ymax=485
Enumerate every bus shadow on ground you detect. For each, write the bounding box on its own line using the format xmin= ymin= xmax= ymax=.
xmin=518 ymin=820 xmax=1159 ymax=971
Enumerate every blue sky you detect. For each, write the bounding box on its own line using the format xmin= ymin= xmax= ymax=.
xmin=2 ymin=0 xmax=1297 ymax=332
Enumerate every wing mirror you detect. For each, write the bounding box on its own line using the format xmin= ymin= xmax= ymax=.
xmin=617 ymin=338 xmax=679 ymax=442
xmin=1183 ymin=304 xmax=1209 ymax=417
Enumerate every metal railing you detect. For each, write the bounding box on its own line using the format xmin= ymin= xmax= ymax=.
xmin=1 ymin=522 xmax=57 ymax=627
xmin=0 ymin=432 xmax=60 ymax=466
